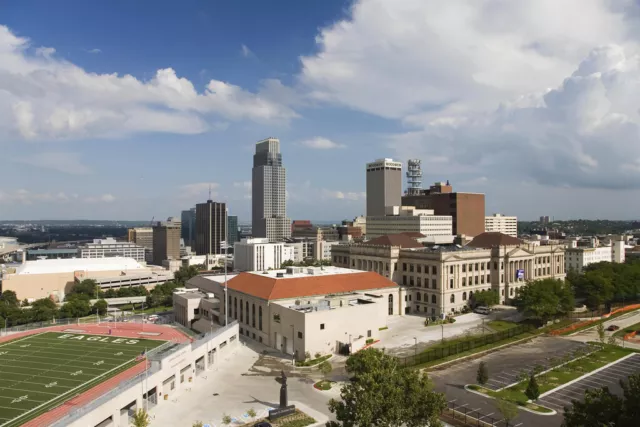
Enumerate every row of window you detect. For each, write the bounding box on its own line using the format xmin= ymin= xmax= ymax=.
xmin=232 ymin=297 xmax=263 ymax=331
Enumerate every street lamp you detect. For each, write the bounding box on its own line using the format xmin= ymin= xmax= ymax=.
xmin=291 ymin=324 xmax=295 ymax=365
xmin=413 ymin=337 xmax=418 ymax=359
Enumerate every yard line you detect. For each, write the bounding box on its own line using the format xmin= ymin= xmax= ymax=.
xmin=0 ymin=334 xmax=44 ymax=349
xmin=0 ymin=362 xmax=112 ymax=373
xmin=2 ymin=349 xmax=128 ymax=363
xmin=0 ymin=370 xmax=87 ymax=383
xmin=0 ymin=386 xmax=59 ymax=397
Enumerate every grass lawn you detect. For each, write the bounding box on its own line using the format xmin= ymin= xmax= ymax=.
xmin=614 ymin=321 xmax=640 ymax=338
xmin=486 ymin=320 xmax=518 ymax=332
xmin=296 ymin=354 xmax=331 ymax=367
xmin=0 ymin=331 xmax=164 ymax=427
xmin=471 ymin=345 xmax=632 ymax=412
xmin=313 ymin=380 xmax=333 ymax=390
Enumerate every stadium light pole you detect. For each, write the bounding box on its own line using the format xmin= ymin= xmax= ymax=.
xmin=222 ymin=208 xmax=229 ymax=327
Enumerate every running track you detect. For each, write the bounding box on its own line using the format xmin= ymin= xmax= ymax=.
xmin=0 ymin=322 xmax=191 ymax=427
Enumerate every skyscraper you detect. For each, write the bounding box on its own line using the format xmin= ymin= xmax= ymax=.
xmin=366 ymin=158 xmax=403 ymax=216
xmin=152 ymin=217 xmax=181 ymax=265
xmin=227 ymin=215 xmax=239 ymax=246
xmin=252 ymin=137 xmax=291 ymax=241
xmin=195 ymin=200 xmax=227 ymax=255
xmin=181 ymin=208 xmax=196 ymax=248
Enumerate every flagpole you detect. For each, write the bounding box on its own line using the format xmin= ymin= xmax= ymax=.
xmin=144 ymin=346 xmax=148 ymax=412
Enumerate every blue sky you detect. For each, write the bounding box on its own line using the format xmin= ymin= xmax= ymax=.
xmin=2 ymin=0 xmax=640 ymax=221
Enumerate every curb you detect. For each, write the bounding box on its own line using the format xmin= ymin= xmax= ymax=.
xmin=463 ymin=385 xmax=557 ymax=416
xmin=538 ymin=352 xmax=636 ymax=399
xmin=423 ymin=334 xmax=538 ymax=371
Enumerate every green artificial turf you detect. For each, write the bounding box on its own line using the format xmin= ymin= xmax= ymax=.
xmin=0 ymin=331 xmax=165 ymax=427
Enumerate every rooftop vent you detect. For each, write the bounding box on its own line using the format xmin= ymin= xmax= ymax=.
xmin=276 ymin=272 xmax=284 ymax=278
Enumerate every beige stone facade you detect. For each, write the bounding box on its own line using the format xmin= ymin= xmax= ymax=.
xmin=332 ymin=242 xmax=565 ymax=317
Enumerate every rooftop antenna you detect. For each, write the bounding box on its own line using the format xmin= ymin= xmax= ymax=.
xmin=208 ymin=184 xmax=212 ymax=202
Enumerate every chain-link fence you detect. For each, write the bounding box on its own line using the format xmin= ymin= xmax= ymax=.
xmin=397 ymin=323 xmax=535 ymax=368
xmin=442 ymin=400 xmax=513 ymax=427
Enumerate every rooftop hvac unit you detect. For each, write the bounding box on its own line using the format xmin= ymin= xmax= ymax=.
xmin=206 ymin=293 xmax=215 ymax=298
xmin=276 ymin=272 xmax=284 ymax=278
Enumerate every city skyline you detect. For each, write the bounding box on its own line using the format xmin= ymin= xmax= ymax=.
xmin=3 ymin=1 xmax=640 ymax=221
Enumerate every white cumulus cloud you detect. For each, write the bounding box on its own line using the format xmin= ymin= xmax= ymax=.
xmin=299 ymin=137 xmax=345 ymax=149
xmin=0 ymin=25 xmax=298 ymax=141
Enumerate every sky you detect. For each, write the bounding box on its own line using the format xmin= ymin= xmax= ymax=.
xmin=2 ymin=0 xmax=640 ymax=221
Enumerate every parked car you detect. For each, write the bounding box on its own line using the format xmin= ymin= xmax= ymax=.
xmin=474 ymin=306 xmax=491 ymax=315
xmin=254 ymin=423 xmax=272 ymax=427
xmin=607 ymin=325 xmax=620 ymax=331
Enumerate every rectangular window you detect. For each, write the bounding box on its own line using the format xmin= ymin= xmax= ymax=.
xmin=449 ymin=278 xmax=453 ymax=289
xmin=367 ymin=330 xmax=372 ymax=338
xmin=487 ymin=274 xmax=490 ymax=283
xmin=403 ymin=263 xmax=407 ymax=271
xmin=475 ymin=263 xmax=479 ymax=271
xmin=298 ymin=331 xmax=303 ymax=339
xmin=432 ymin=266 xmax=437 ymax=275
xmin=494 ymin=262 xmax=498 ymax=270
xmin=417 ymin=277 xmax=422 ymax=287
xmin=403 ymin=275 xmax=407 ymax=285
xmin=481 ymin=275 xmax=485 ymax=284
xmin=320 ymin=324 xmax=325 ymax=330
xmin=409 ymin=277 xmax=414 ymax=286
xmin=417 ymin=265 xmax=422 ymax=273
xmin=481 ymin=263 xmax=485 ymax=270
xmin=449 ymin=266 xmax=454 ymax=274
xmin=410 ymin=264 xmax=414 ymax=272
xmin=462 ymin=264 xmax=466 ymax=272
xmin=432 ymin=279 xmax=436 ymax=289
xmin=475 ymin=276 xmax=479 ymax=285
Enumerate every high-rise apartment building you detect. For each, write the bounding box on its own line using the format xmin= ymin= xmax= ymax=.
xmin=181 ymin=208 xmax=196 ymax=248
xmin=366 ymin=158 xmax=402 ymax=216
xmin=227 ymin=215 xmax=239 ymax=247
xmin=152 ymin=217 xmax=181 ymax=265
xmin=402 ymin=181 xmax=485 ymax=237
xmin=195 ymin=200 xmax=227 ymax=255
xmin=251 ymin=137 xmax=291 ymax=241
xmin=485 ymin=214 xmax=518 ymax=238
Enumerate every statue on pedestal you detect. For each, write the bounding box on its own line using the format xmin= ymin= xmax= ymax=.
xmin=280 ymin=370 xmax=288 ymax=408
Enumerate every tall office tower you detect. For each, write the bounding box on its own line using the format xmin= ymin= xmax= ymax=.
xmin=252 ymin=137 xmax=291 ymax=241
xmin=195 ymin=200 xmax=227 ymax=255
xmin=366 ymin=158 xmax=403 ymax=217
xmin=227 ymin=215 xmax=239 ymax=247
xmin=128 ymin=227 xmax=154 ymax=263
xmin=152 ymin=217 xmax=181 ymax=265
xmin=181 ymin=208 xmax=196 ymax=248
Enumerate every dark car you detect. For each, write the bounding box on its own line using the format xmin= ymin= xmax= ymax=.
xmin=607 ymin=325 xmax=620 ymax=331
xmin=254 ymin=423 xmax=272 ymax=427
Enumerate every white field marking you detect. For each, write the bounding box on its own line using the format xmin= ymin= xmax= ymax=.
xmin=0 ymin=361 xmax=115 ymax=373
xmin=0 ymin=386 xmax=59 ymax=396
xmin=0 ymin=333 xmax=44 ymax=349
xmin=0 ymin=370 xmax=87 ymax=383
xmin=3 ymin=348 xmax=130 ymax=363
xmin=0 ymin=405 xmax=24 ymax=413
xmin=0 ymin=346 xmax=140 ymax=427
xmin=0 ymin=352 xmax=125 ymax=367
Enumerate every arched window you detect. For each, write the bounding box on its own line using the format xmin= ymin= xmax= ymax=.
xmin=239 ymin=299 xmax=244 ymax=323
xmin=431 ymin=294 xmax=436 ymax=304
xmin=234 ymin=297 xmax=237 ymax=319
xmin=246 ymin=301 xmax=249 ymax=325
xmin=388 ymin=294 xmax=393 ymax=315
xmin=450 ymin=294 xmax=455 ymax=303
xmin=258 ymin=306 xmax=263 ymax=331
xmin=462 ymin=292 xmax=467 ymax=301
xmin=416 ymin=292 xmax=421 ymax=301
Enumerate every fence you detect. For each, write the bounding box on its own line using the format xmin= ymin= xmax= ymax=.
xmin=397 ymin=324 xmax=535 ymax=368
xmin=442 ymin=400 xmax=511 ymax=427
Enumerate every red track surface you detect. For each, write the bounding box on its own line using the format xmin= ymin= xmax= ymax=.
xmin=1 ymin=322 xmax=191 ymax=427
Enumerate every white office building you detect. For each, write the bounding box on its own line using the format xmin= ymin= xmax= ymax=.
xmin=79 ymin=238 xmax=146 ymax=262
xmin=485 ymin=214 xmax=518 ymax=238
xmin=366 ymin=206 xmax=453 ymax=239
xmin=233 ymin=238 xmax=294 ymax=272
xmin=565 ymin=236 xmax=625 ymax=273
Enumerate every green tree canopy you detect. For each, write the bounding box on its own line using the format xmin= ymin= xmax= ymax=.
xmin=514 ymin=278 xmax=574 ymax=324
xmin=59 ymin=297 xmax=91 ymax=319
xmin=0 ymin=290 xmax=18 ymax=307
xmin=328 ymin=348 xmax=446 ymax=427
xmin=525 ymin=374 xmax=540 ymax=402
xmin=68 ymin=279 xmax=99 ymax=298
xmin=30 ymin=298 xmax=58 ymax=322
xmin=174 ymin=265 xmax=200 ymax=285
xmin=93 ymin=299 xmax=108 ymax=316
xmin=472 ymin=290 xmax=499 ymax=307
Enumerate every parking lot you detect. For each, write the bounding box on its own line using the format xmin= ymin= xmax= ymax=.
xmin=428 ymin=337 xmax=592 ymax=427
xmin=537 ymin=353 xmax=640 ymax=413
xmin=483 ymin=341 xmax=592 ymax=391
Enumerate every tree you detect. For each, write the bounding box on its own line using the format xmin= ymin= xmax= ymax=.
xmin=104 ymin=288 xmax=117 ymax=298
xmin=495 ymin=398 xmax=519 ymax=427
xmin=69 ymin=279 xmax=99 ymax=298
xmin=327 ymin=348 xmax=446 ymax=427
xmin=93 ymin=299 xmax=108 ymax=316
xmin=30 ymin=298 xmax=58 ymax=322
xmin=247 ymin=408 xmax=257 ymax=418
xmin=192 ymin=422 xmax=204 ymax=427
xmin=131 ymin=409 xmax=150 ymax=427
xmin=525 ymin=374 xmax=540 ymax=402
xmin=319 ymin=361 xmax=333 ymax=380
xmin=174 ymin=265 xmax=200 ymax=286
xmin=562 ymin=386 xmax=624 ymax=427
xmin=476 ymin=362 xmax=489 ymax=385
xmin=221 ymin=414 xmax=232 ymax=425
xmin=59 ymin=297 xmax=91 ymax=318
xmin=0 ymin=290 xmax=18 ymax=307
xmin=472 ymin=290 xmax=499 ymax=307
xmin=514 ymin=278 xmax=574 ymax=325
xmin=596 ymin=323 xmax=606 ymax=344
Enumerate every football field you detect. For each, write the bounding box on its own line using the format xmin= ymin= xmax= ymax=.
xmin=0 ymin=331 xmax=165 ymax=427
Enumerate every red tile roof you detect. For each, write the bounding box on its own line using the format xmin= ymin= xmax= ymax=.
xmin=467 ymin=232 xmax=522 ymax=248
xmin=366 ymin=233 xmax=424 ymax=248
xmin=226 ymin=271 xmax=398 ymax=300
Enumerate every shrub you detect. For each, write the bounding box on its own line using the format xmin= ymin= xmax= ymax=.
xmin=222 ymin=414 xmax=232 ymax=425
xmin=366 ymin=338 xmax=375 ymax=344
xmin=315 ymin=352 xmax=321 ymax=358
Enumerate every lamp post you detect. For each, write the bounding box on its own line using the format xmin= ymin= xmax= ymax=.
xmin=413 ymin=337 xmax=418 ymax=359
xmin=291 ymin=324 xmax=295 ymax=365
xmin=441 ymin=323 xmax=444 ymax=343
